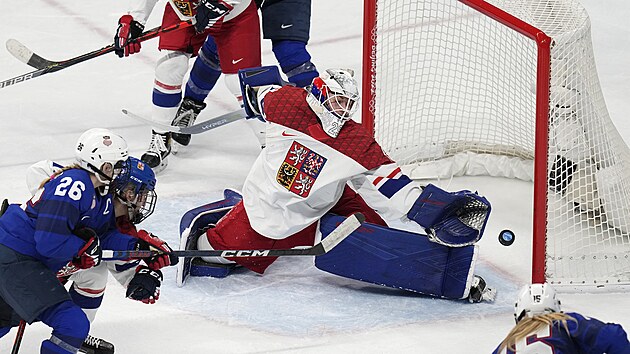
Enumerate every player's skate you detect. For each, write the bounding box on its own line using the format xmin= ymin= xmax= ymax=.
xmin=80 ymin=334 xmax=114 ymax=354
xmin=171 ymin=97 xmax=206 ymax=147
xmin=141 ymin=130 xmax=171 ymax=173
xmin=467 ymin=275 xmax=497 ymax=303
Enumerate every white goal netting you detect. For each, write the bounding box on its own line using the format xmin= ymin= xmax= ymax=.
xmin=365 ymin=0 xmax=630 ymax=288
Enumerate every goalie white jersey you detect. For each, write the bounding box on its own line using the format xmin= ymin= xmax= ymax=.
xmin=242 ymin=86 xmax=424 ymax=239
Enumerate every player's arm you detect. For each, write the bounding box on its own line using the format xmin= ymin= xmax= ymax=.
xmin=568 ymin=313 xmax=630 ymax=354
xmin=349 ymin=163 xmax=422 ymax=223
xmin=25 ymin=160 xmax=63 ymax=196
xmin=351 ymin=163 xmax=491 ymax=247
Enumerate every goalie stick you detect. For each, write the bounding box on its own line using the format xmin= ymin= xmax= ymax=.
xmin=103 ymin=212 xmax=365 ymax=260
xmin=122 ymin=108 xmax=246 ymax=135
xmin=0 ymin=21 xmax=192 ymax=90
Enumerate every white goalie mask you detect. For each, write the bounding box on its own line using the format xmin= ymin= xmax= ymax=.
xmin=306 ymin=68 xmax=359 ymax=138
xmin=75 ymin=128 xmax=129 ymax=185
xmin=514 ymin=283 xmax=562 ymax=323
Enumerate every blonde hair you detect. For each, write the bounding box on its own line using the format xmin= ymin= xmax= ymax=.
xmin=38 ymin=163 xmax=81 ymax=190
xmin=498 ymin=312 xmax=576 ymax=352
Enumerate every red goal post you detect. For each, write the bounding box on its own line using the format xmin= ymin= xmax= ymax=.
xmin=362 ymin=0 xmax=630 ymax=290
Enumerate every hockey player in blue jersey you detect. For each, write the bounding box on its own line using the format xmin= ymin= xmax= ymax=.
xmin=22 ymin=156 xmax=177 ymax=354
xmin=494 ymin=283 xmax=630 ymax=354
xmin=0 ymin=128 xmax=136 ymax=354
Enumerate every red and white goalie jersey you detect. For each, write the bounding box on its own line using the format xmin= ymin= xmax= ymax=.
xmin=242 ymin=86 xmax=425 ymax=239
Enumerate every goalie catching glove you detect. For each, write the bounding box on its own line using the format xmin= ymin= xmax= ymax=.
xmin=408 ymin=184 xmax=491 ymax=247
xmin=127 ymin=266 xmax=162 ymax=304
xmin=135 ymin=230 xmax=179 ymax=270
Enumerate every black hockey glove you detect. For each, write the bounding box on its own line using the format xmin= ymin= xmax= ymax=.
xmin=72 ymin=227 xmax=102 ymax=269
xmin=126 ymin=266 xmax=162 ymax=304
xmin=114 ymin=15 xmax=145 ymax=57
xmin=194 ymin=0 xmax=232 ymax=33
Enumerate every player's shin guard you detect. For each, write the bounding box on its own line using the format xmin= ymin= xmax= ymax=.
xmin=272 ymin=40 xmax=318 ymax=88
xmin=315 ymin=220 xmax=478 ymax=299
xmin=152 ymin=51 xmax=191 ymax=124
xmin=39 ymin=300 xmax=89 ymax=354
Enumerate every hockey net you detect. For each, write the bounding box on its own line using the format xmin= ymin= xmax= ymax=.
xmin=362 ymin=0 xmax=630 ymax=290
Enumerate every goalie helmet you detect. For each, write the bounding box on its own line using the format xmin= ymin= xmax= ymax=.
xmin=75 ymin=128 xmax=129 ymax=184
xmin=514 ymin=283 xmax=562 ymax=323
xmin=113 ymin=157 xmax=157 ymax=224
xmin=306 ymin=68 xmax=359 ymax=138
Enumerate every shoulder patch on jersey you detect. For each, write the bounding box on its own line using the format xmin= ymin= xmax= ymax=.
xmin=276 ymin=141 xmax=327 ymax=197
xmin=169 ymin=0 xmax=195 ymax=17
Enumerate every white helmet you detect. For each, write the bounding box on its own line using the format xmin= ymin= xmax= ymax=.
xmin=514 ymin=283 xmax=562 ymax=323
xmin=306 ymin=68 xmax=359 ymax=138
xmin=75 ymin=128 xmax=129 ymax=184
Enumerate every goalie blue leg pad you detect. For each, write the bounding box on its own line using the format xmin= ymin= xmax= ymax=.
xmin=189 ymin=258 xmax=235 ymax=278
xmin=176 ymin=189 xmax=242 ymax=286
xmin=315 ymin=218 xmax=477 ymax=299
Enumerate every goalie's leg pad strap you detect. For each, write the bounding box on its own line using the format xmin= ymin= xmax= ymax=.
xmin=190 ymin=258 xmax=236 ymax=278
xmin=315 ymin=220 xmax=477 ymax=299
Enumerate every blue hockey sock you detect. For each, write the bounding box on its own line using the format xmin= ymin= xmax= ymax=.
xmin=185 ymin=37 xmax=221 ymax=102
xmin=272 ymin=40 xmax=318 ymax=87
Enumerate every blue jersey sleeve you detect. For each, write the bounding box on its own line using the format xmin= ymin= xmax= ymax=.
xmin=567 ymin=312 xmax=630 ymax=354
xmin=100 ymin=228 xmax=138 ymax=251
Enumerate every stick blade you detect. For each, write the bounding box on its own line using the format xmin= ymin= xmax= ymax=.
xmin=6 ymin=39 xmax=53 ymax=69
xmin=6 ymin=39 xmax=34 ymax=64
xmin=122 ymin=109 xmax=183 ymax=133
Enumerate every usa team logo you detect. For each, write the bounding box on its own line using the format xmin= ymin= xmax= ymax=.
xmin=276 ymin=141 xmax=327 ymax=197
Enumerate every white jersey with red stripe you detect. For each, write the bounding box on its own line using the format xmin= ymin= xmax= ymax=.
xmin=242 ymin=87 xmax=425 ymax=239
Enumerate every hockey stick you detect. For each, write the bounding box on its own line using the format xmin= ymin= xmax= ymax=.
xmin=1 ymin=21 xmax=192 ymax=90
xmin=104 ymin=213 xmax=365 ymax=260
xmin=6 ymin=39 xmax=55 ymax=70
xmin=122 ymin=109 xmax=246 ymax=135
xmin=10 ymin=320 xmax=26 ymax=354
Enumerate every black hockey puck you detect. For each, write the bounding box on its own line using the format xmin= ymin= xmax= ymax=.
xmin=498 ymin=229 xmax=515 ymax=246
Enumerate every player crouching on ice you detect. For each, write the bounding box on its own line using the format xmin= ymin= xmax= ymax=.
xmin=177 ymin=66 xmax=496 ymax=303
xmin=0 ymin=129 xmax=177 ymax=354
xmin=19 ymin=155 xmax=177 ymax=354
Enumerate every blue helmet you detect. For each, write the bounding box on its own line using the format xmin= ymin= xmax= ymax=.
xmin=113 ymin=157 xmax=157 ymax=224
